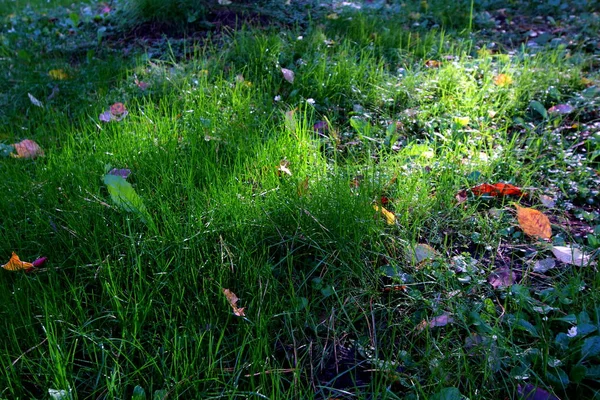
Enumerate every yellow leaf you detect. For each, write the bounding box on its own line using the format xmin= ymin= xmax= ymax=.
xmin=48 ymin=69 xmax=68 ymax=80
xmin=222 ymin=288 xmax=245 ymax=317
xmin=493 ymin=73 xmax=513 ymax=87
xmin=2 ymin=252 xmax=34 ymax=271
xmin=515 ymin=204 xmax=551 ymax=240
xmin=12 ymin=139 xmax=44 ymax=159
xmin=374 ymin=205 xmax=395 ymax=225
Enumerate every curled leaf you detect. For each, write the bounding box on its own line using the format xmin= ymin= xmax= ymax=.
xmin=223 ymin=288 xmax=245 ymax=317
xmin=277 ymin=160 xmax=292 ymax=176
xmin=28 ymin=93 xmax=43 ymax=107
xmin=32 ymin=257 xmax=48 ymax=268
xmin=2 ymin=252 xmax=34 ymax=271
xmin=515 ymin=205 xmax=551 ymax=240
xmin=13 ymin=139 xmax=44 ymax=159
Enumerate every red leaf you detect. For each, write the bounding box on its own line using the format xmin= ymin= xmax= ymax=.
xmin=471 ymin=183 xmax=523 ymax=197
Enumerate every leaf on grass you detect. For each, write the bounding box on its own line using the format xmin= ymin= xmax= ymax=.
xmin=100 ymin=102 xmax=128 ymax=122
xmin=529 ymin=100 xmax=548 ymax=119
xmin=539 ymin=195 xmax=556 ymax=208
xmin=13 ymin=139 xmax=44 ymax=159
xmin=515 ymin=205 xmax=551 ymax=240
xmin=297 ymin=177 xmax=309 ymax=197
xmin=103 ymin=174 xmax=148 ymax=220
xmin=313 ymin=120 xmax=328 ymax=134
xmin=48 ymin=69 xmax=68 ymax=80
xmin=455 ymin=189 xmax=468 ymax=204
xmin=2 ymin=252 xmax=34 ymax=271
xmin=413 ymin=243 xmax=437 ymax=263
xmin=373 ymin=205 xmax=395 ymax=225
xmin=135 ymin=79 xmax=149 ymax=90
xmin=548 ymin=104 xmax=574 ymax=115
xmin=471 ymin=183 xmax=523 ymax=197
xmin=425 ymin=60 xmax=441 ymax=68
xmin=108 ymin=168 xmax=132 ymax=180
xmin=277 ymin=160 xmax=292 ymax=176
xmin=222 ymin=288 xmax=245 ymax=317
xmin=533 ymin=258 xmax=556 ymax=273
xmin=493 ymin=73 xmax=513 ymax=87
xmin=281 ymin=68 xmax=295 ymax=83
xmin=517 ymin=384 xmax=559 ymax=400
xmin=0 ymin=143 xmax=15 ymax=157
xmin=488 ymin=267 xmax=517 ymax=289
xmin=552 ymin=246 xmax=595 ymax=267
xmin=28 ymin=93 xmax=43 ymax=107
xmin=417 ymin=313 xmax=454 ymax=331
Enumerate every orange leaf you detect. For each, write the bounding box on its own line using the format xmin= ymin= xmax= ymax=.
xmin=493 ymin=73 xmax=513 ymax=87
xmin=2 ymin=252 xmax=34 ymax=271
xmin=12 ymin=139 xmax=44 ymax=159
xmin=222 ymin=288 xmax=245 ymax=317
xmin=515 ymin=205 xmax=551 ymax=240
xmin=471 ymin=183 xmax=523 ymax=197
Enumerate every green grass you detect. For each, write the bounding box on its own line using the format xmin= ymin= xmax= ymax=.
xmin=1 ymin=1 xmax=599 ymax=399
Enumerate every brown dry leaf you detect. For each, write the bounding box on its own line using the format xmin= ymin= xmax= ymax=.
xmin=515 ymin=204 xmax=551 ymax=240
xmin=455 ymin=189 xmax=468 ymax=204
xmin=12 ymin=139 xmax=44 ymax=159
xmin=281 ymin=68 xmax=295 ymax=84
xmin=417 ymin=313 xmax=454 ymax=331
xmin=297 ymin=176 xmax=309 ymax=197
xmin=2 ymin=252 xmax=34 ymax=271
xmin=277 ymin=160 xmax=292 ymax=176
xmin=373 ymin=205 xmax=395 ymax=225
xmin=222 ymin=288 xmax=245 ymax=317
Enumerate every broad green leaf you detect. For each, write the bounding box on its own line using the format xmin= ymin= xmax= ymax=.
xmin=570 ymin=365 xmax=587 ymax=384
xmin=582 ymin=336 xmax=600 ymax=359
xmin=529 ymin=100 xmax=548 ymax=119
xmin=132 ymin=385 xmax=146 ymax=400
xmin=430 ymin=387 xmax=462 ymax=400
xmin=516 ymin=319 xmax=539 ymax=337
xmin=103 ymin=174 xmax=149 ymax=222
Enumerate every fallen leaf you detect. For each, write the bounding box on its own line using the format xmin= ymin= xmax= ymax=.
xmin=222 ymin=288 xmax=245 ymax=316
xmin=471 ymin=183 xmax=523 ymax=197
xmin=28 ymin=93 xmax=43 ymax=107
xmin=533 ymin=258 xmax=556 ymax=273
xmin=48 ymin=69 xmax=68 ymax=80
xmin=417 ymin=313 xmax=454 ymax=331
xmin=425 ymin=60 xmax=441 ymax=68
xmin=135 ymin=79 xmax=149 ymax=90
xmin=326 ymin=13 xmax=339 ymax=19
xmin=281 ymin=68 xmax=295 ymax=84
xmin=13 ymin=139 xmax=44 ymax=159
xmin=2 ymin=252 xmax=34 ymax=271
xmin=277 ymin=160 xmax=292 ymax=176
xmin=548 ymin=104 xmax=574 ymax=115
xmin=517 ymin=384 xmax=559 ymax=400
xmin=32 ymin=257 xmax=48 ymax=268
xmin=413 ymin=243 xmax=437 ymax=263
xmin=493 ymin=73 xmax=513 ymax=87
xmin=110 ymin=102 xmax=126 ymax=116
xmin=297 ymin=177 xmax=309 ymax=197
xmin=453 ymin=116 xmax=470 ymax=126
xmin=99 ymin=110 xmax=112 ymax=123
xmin=455 ymin=189 xmax=468 ymax=204
xmin=515 ymin=205 xmax=552 ymax=240
xmin=103 ymin=174 xmax=149 ymax=221
xmin=108 ymin=168 xmax=132 ymax=180
xmin=488 ymin=267 xmax=517 ymax=289
xmin=313 ymin=120 xmax=328 ymax=134
xmin=552 ymin=246 xmax=595 ymax=267
xmin=539 ymin=194 xmax=556 ymax=208
xmin=373 ymin=205 xmax=395 ymax=225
